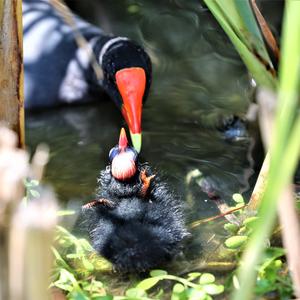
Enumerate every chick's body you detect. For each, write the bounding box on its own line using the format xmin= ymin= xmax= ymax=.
xmin=85 ymin=164 xmax=188 ymax=272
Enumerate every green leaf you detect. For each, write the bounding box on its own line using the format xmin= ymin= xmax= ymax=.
xmin=150 ymin=269 xmax=168 ymax=277
xmin=52 ymin=247 xmax=72 ymax=271
xmin=265 ymin=247 xmax=285 ymax=259
xmin=237 ymin=226 xmax=247 ymax=235
xmin=82 ymin=257 xmax=94 ymax=272
xmin=172 ymin=283 xmax=185 ymax=294
xmin=69 ymin=289 xmax=89 ymax=300
xmin=53 ymin=282 xmax=73 ymax=292
xmin=30 ymin=179 xmax=39 ymax=186
xmin=171 ymin=284 xmax=186 ymax=300
xmin=93 ymin=256 xmax=112 ymax=272
xmin=94 ymin=296 xmax=113 ymax=300
xmin=232 ymin=193 xmax=244 ymax=204
xmin=79 ymin=239 xmax=94 ymax=251
xmin=29 ymin=189 xmax=40 ymax=198
xmin=232 ymin=275 xmax=240 ymax=290
xmin=59 ymin=268 xmax=77 ymax=284
xmin=224 ymin=223 xmax=239 ymax=234
xmin=202 ymin=284 xmax=224 ymax=295
xmin=136 ymin=277 xmax=160 ymax=291
xmin=274 ymin=259 xmax=282 ymax=268
xmin=125 ymin=287 xmax=147 ymax=298
xmin=242 ymin=217 xmax=258 ymax=229
xmin=199 ymin=273 xmax=215 ymax=285
xmin=24 ymin=179 xmax=39 ymax=187
xmin=187 ymin=272 xmax=202 ymax=281
xmin=224 ymin=235 xmax=248 ymax=249
xmin=187 ymin=288 xmax=206 ymax=300
xmin=57 ymin=210 xmax=76 ymax=216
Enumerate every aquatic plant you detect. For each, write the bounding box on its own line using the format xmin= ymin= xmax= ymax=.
xmin=202 ymin=0 xmax=300 ymax=298
xmin=202 ymin=0 xmax=277 ymax=90
xmin=50 ymin=213 xmax=297 ymax=299
xmin=52 ymin=225 xmax=224 ymax=300
xmin=20 ymin=172 xmax=295 ymax=299
xmin=221 ymin=196 xmax=294 ymax=298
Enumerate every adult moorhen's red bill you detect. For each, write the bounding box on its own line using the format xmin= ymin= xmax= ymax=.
xmin=23 ymin=0 xmax=152 ymax=152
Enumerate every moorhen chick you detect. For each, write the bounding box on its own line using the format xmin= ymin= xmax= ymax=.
xmin=82 ymin=128 xmax=189 ymax=272
xmin=23 ymin=0 xmax=152 ymax=151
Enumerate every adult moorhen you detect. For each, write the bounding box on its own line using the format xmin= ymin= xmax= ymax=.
xmin=23 ymin=0 xmax=152 ymax=152
xmin=82 ymin=128 xmax=189 ymax=272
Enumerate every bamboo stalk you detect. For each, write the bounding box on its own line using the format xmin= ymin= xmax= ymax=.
xmin=248 ymin=88 xmax=300 ymax=297
xmin=278 ymin=185 xmax=300 ymax=298
xmin=0 ymin=0 xmax=25 ymax=148
xmin=9 ymin=191 xmax=57 ymax=300
xmin=0 ymin=127 xmax=57 ymax=300
xmin=0 ymin=127 xmax=28 ymax=300
xmin=247 ymin=88 xmax=276 ymax=211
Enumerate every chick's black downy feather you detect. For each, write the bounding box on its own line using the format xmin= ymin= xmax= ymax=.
xmin=83 ymin=164 xmax=188 ymax=272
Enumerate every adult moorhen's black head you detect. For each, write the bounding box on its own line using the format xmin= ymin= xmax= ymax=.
xmin=99 ymin=38 xmax=152 ymax=153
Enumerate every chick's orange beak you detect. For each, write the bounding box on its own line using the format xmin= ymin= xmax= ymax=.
xmin=115 ymin=67 xmax=145 ymax=152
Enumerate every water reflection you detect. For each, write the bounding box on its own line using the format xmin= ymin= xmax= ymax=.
xmin=26 ymin=0 xmax=261 ymax=270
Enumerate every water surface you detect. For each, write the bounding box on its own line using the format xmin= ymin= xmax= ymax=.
xmin=26 ymin=0 xmax=269 ymax=273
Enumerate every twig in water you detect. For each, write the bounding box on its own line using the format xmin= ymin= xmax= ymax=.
xmin=190 ymin=205 xmax=246 ymax=229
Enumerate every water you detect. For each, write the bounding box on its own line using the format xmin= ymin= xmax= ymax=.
xmin=26 ymin=0 xmax=270 ymax=274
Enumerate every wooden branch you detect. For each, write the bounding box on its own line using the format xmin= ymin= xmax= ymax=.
xmin=190 ymin=204 xmax=246 ymax=229
xmin=250 ymin=0 xmax=280 ymax=61
xmin=0 ymin=0 xmax=25 ymax=148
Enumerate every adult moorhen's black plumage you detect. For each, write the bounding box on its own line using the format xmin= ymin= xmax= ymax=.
xmin=82 ymin=128 xmax=189 ymax=272
xmin=23 ymin=0 xmax=152 ymax=151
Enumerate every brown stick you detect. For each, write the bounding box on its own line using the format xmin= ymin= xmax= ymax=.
xmin=190 ymin=205 xmax=246 ymax=229
xmin=250 ymin=0 xmax=280 ymax=61
xmin=0 ymin=0 xmax=25 ymax=148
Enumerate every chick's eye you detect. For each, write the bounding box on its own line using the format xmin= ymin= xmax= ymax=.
xmin=109 ymin=147 xmax=119 ymax=161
